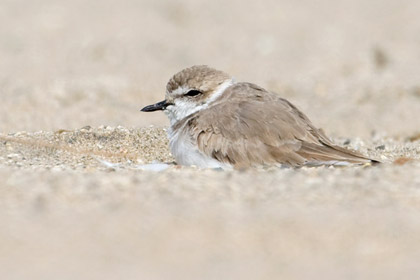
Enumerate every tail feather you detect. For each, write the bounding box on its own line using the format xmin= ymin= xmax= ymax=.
xmin=297 ymin=141 xmax=378 ymax=166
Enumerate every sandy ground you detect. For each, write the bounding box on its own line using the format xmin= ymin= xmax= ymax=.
xmin=1 ymin=0 xmax=420 ymax=279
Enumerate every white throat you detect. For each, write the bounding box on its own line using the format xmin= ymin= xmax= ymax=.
xmin=164 ymin=79 xmax=235 ymax=126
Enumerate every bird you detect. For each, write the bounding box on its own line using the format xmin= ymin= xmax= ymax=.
xmin=141 ymin=65 xmax=378 ymax=169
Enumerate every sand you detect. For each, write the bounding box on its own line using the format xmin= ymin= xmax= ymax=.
xmin=1 ymin=126 xmax=420 ymax=280
xmin=1 ymin=0 xmax=420 ymax=279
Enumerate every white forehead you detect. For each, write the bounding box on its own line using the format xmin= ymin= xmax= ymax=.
xmin=164 ymin=78 xmax=236 ymax=125
xmin=167 ymin=85 xmax=190 ymax=97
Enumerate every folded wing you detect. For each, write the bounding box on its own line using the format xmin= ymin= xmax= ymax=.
xmin=181 ymin=83 xmax=374 ymax=168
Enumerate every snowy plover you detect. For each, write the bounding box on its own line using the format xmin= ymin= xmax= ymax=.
xmin=141 ymin=65 xmax=377 ymax=168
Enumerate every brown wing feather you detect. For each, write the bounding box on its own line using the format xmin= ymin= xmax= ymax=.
xmin=182 ymin=83 xmax=374 ymax=168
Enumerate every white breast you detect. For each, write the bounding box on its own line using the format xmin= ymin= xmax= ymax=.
xmin=168 ymin=125 xmax=229 ymax=169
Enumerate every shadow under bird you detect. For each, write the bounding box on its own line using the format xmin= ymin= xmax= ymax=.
xmin=141 ymin=65 xmax=378 ymax=169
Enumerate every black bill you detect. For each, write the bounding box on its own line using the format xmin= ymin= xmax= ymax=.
xmin=140 ymin=100 xmax=169 ymax=112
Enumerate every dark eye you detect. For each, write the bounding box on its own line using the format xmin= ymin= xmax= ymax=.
xmin=185 ymin=90 xmax=202 ymax=97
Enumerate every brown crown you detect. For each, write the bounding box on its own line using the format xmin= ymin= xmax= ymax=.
xmin=166 ymin=65 xmax=231 ymax=95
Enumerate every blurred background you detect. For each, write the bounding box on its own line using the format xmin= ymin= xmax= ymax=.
xmin=1 ymin=0 xmax=420 ymax=138
xmin=2 ymin=2 xmax=420 ymax=280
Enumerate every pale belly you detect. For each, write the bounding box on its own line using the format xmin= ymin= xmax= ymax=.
xmin=168 ymin=128 xmax=228 ymax=169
